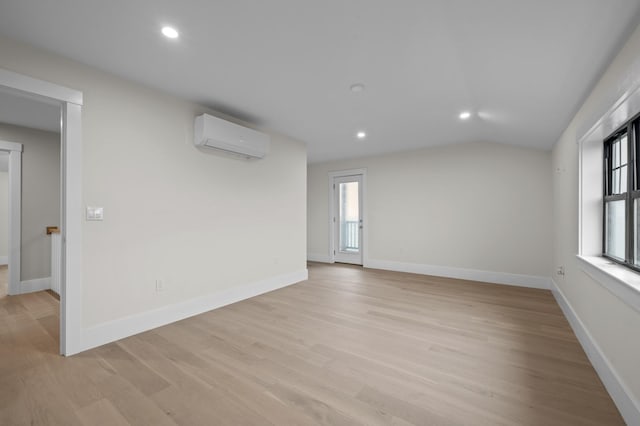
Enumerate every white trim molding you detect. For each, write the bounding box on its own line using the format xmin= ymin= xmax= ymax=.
xmin=0 ymin=68 xmax=83 ymax=105
xmin=307 ymin=253 xmax=331 ymax=263
xmin=550 ymin=278 xmax=640 ymax=426
xmin=60 ymin=101 xmax=83 ymax=356
xmin=0 ymin=140 xmax=23 ymax=152
xmin=79 ymin=269 xmax=308 ymax=353
xmin=365 ymin=259 xmax=551 ymax=290
xmin=19 ymin=277 xmax=51 ymax=294
xmin=577 ymin=255 xmax=640 ymax=313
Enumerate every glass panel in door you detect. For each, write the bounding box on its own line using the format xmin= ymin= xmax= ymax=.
xmin=339 ymin=181 xmax=359 ymax=253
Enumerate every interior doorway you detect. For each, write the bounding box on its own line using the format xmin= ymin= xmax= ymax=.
xmin=0 ymin=68 xmax=83 ymax=355
xmin=329 ymin=169 xmax=366 ymax=266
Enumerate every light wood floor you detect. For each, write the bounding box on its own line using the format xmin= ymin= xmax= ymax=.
xmin=0 ymin=262 xmax=624 ymax=425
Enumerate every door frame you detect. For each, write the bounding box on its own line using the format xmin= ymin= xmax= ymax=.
xmin=328 ymin=168 xmax=367 ymax=265
xmin=0 ymin=68 xmax=83 ymax=356
xmin=0 ymin=141 xmax=23 ymax=295
xmin=332 ymin=174 xmax=363 ymax=265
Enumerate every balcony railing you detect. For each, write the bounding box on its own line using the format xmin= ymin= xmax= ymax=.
xmin=340 ymin=220 xmax=359 ymax=251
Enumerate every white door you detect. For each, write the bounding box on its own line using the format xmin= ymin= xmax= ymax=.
xmin=333 ymin=175 xmax=363 ymax=265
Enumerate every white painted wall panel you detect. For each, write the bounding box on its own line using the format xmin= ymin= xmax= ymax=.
xmin=552 ymin=21 xmax=640 ymax=412
xmin=308 ymin=142 xmax=552 ymax=278
xmin=0 ymin=36 xmax=307 ymax=328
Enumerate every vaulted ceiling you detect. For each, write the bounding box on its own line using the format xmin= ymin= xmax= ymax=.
xmin=1 ymin=0 xmax=639 ymax=162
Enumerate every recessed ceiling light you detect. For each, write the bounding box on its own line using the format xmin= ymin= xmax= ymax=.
xmin=356 ymin=131 xmax=367 ymax=140
xmin=161 ymin=26 xmax=179 ymax=39
xmin=459 ymin=111 xmax=471 ymax=120
xmin=350 ymin=83 xmax=365 ymax=93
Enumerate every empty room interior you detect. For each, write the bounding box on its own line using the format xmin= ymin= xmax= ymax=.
xmin=1 ymin=1 xmax=640 ymax=425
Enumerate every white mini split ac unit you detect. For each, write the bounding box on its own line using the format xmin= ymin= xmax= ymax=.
xmin=194 ymin=113 xmax=270 ymax=159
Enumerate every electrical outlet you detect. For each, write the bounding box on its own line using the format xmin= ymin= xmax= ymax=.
xmin=155 ymin=279 xmax=164 ymax=292
xmin=556 ymin=266 xmax=565 ymax=276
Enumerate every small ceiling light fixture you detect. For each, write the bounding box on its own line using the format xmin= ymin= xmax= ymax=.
xmin=459 ymin=111 xmax=472 ymax=120
xmin=350 ymin=83 xmax=365 ymax=93
xmin=161 ymin=26 xmax=179 ymax=39
xmin=356 ymin=131 xmax=367 ymax=140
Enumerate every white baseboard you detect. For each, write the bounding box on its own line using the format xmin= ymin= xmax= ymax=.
xmin=79 ymin=269 xmax=308 ymax=353
xmin=0 ymin=256 xmax=7 ymax=265
xmin=19 ymin=277 xmax=51 ymax=294
xmin=307 ymin=253 xmax=331 ymax=263
xmin=550 ymin=278 xmax=640 ymax=425
xmin=365 ymin=259 xmax=551 ymax=290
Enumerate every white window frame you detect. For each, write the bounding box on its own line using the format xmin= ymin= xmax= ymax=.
xmin=578 ymin=80 xmax=640 ymax=314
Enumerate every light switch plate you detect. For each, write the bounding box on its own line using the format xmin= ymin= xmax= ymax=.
xmin=86 ymin=206 xmax=104 ymax=221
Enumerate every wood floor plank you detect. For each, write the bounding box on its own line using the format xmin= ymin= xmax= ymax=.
xmin=76 ymin=399 xmax=131 ymax=426
xmin=87 ymin=370 xmax=177 ymax=426
xmin=92 ymin=343 xmax=171 ymax=396
xmin=0 ymin=262 xmax=625 ymax=425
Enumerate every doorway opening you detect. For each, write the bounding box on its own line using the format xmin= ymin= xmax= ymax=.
xmin=0 ymin=151 xmax=9 ymax=296
xmin=329 ymin=169 xmax=366 ymax=266
xmin=0 ymin=141 xmax=22 ymax=297
xmin=0 ymin=68 xmax=83 ymax=355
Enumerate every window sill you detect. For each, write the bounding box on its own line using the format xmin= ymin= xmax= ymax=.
xmin=576 ymin=255 xmax=640 ymax=313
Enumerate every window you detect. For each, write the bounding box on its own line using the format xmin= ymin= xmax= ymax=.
xmin=579 ymin=79 xmax=640 ymax=315
xmin=603 ymin=114 xmax=640 ymax=269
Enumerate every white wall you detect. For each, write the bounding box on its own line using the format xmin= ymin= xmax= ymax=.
xmin=309 ymin=141 xmax=552 ymax=281
xmin=0 ymin=170 xmax=7 ymax=262
xmin=552 ymin=22 xmax=640 ymax=410
xmin=0 ymin=124 xmax=60 ymax=281
xmin=0 ymin=36 xmax=307 ymax=330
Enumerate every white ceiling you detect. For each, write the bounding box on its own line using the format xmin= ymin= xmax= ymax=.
xmin=0 ymin=0 xmax=639 ymax=162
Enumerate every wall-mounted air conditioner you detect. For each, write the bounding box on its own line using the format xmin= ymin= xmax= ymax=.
xmin=194 ymin=113 xmax=270 ymax=160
